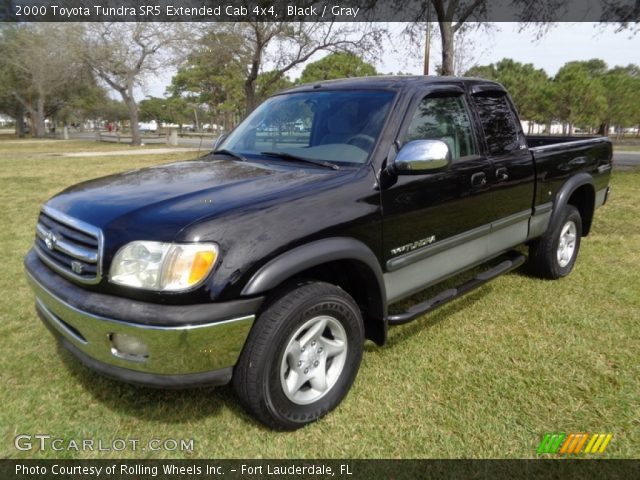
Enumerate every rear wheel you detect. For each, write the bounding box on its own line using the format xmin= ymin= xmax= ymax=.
xmin=529 ymin=205 xmax=582 ymax=279
xmin=232 ymin=281 xmax=364 ymax=430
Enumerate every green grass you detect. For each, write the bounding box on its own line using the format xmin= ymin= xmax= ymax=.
xmin=0 ymin=139 xmax=638 ymax=459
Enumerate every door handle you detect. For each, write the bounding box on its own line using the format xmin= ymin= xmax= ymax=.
xmin=471 ymin=172 xmax=487 ymax=187
xmin=496 ymin=167 xmax=509 ymax=182
xmin=569 ymin=156 xmax=587 ymax=167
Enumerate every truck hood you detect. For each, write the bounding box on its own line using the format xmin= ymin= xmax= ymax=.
xmin=45 ymin=155 xmax=336 ymax=244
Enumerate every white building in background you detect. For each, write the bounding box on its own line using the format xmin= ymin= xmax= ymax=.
xmin=0 ymin=114 xmax=14 ymax=127
xmin=520 ymin=120 xmax=564 ymax=135
xmin=138 ymin=120 xmax=158 ymax=133
xmin=202 ymin=124 xmax=223 ymax=131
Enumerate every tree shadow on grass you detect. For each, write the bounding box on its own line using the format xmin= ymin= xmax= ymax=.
xmin=56 ymin=345 xmax=264 ymax=429
xmin=508 ymin=268 xmax=541 ymax=280
xmin=370 ymin=254 xmax=543 ymax=353
xmin=373 ymin=288 xmax=489 ymax=351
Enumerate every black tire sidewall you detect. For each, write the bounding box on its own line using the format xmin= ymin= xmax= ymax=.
xmin=265 ymin=292 xmax=362 ymax=428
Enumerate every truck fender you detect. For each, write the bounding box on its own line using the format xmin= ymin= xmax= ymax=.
xmin=241 ymin=237 xmax=388 ymax=344
xmin=547 ymin=173 xmax=595 ymax=236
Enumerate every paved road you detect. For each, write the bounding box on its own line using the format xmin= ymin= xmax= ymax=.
xmin=613 ymin=151 xmax=640 ymax=168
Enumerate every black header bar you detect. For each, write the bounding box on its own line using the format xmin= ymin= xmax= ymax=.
xmin=1 ymin=0 xmax=639 ymax=22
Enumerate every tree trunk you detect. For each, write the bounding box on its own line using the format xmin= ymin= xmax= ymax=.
xmin=226 ymin=111 xmax=233 ymax=131
xmin=597 ymin=122 xmax=608 ymax=136
xmin=15 ymin=104 xmax=26 ymax=138
xmin=438 ymin=22 xmax=455 ymax=76
xmin=244 ymin=80 xmax=256 ymax=116
xmin=243 ymin=24 xmax=263 ymax=116
xmin=121 ymin=88 xmax=141 ymax=146
xmin=33 ymin=95 xmax=47 ymax=137
xmin=193 ymin=107 xmax=200 ymax=133
xmin=423 ymin=7 xmax=432 ymax=75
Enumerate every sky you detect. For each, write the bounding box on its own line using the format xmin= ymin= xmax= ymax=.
xmin=391 ymin=22 xmax=640 ymax=77
xmin=140 ymin=22 xmax=639 ymax=100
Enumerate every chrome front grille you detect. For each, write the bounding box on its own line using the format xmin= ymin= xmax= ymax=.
xmin=34 ymin=206 xmax=103 ymax=284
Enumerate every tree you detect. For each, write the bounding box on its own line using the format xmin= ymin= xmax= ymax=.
xmin=600 ymin=1 xmax=640 ymax=35
xmin=299 ymin=52 xmax=377 ymax=83
xmin=465 ymin=59 xmax=550 ymax=132
xmin=429 ymin=0 xmax=490 ymax=76
xmin=78 ymin=23 xmax=186 ymax=146
xmin=626 ymin=65 xmax=640 ymax=137
xmin=0 ymin=61 xmax=26 ymax=137
xmin=97 ymin=98 xmax=129 ymax=124
xmin=399 ymin=0 xmax=568 ymax=76
xmin=397 ymin=1 xmax=489 ymax=76
xmin=0 ymin=23 xmax=87 ymax=137
xmin=199 ymin=22 xmax=382 ymax=114
xmin=399 ymin=0 xmax=636 ymax=78
xmin=47 ymin=73 xmax=108 ymax=131
xmin=600 ymin=65 xmax=640 ymax=137
xmin=139 ymin=97 xmax=172 ymax=126
xmin=168 ymin=30 xmax=247 ymax=131
xmin=552 ymin=61 xmax=606 ymax=134
xmin=139 ymin=96 xmax=191 ymax=130
xmin=255 ymin=71 xmax=294 ymax=101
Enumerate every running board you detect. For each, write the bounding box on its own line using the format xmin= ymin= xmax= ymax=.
xmin=387 ymin=251 xmax=526 ymax=326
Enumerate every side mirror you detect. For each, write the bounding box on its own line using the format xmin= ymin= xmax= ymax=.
xmin=212 ymin=133 xmax=228 ymax=150
xmin=392 ymin=140 xmax=452 ymax=175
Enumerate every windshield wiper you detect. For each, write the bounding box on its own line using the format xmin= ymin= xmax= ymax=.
xmin=213 ymin=149 xmax=247 ymax=162
xmin=260 ymin=151 xmax=339 ymax=170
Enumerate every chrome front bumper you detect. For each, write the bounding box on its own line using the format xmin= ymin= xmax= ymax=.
xmin=25 ymin=251 xmax=258 ymax=387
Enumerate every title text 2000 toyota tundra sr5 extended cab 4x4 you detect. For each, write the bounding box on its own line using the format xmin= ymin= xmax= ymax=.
xmin=25 ymin=76 xmax=612 ymax=429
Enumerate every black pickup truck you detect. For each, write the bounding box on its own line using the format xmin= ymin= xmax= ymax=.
xmin=25 ymin=76 xmax=612 ymax=429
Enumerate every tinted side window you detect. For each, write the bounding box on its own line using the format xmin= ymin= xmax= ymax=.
xmin=403 ymin=95 xmax=476 ymax=160
xmin=473 ymin=94 xmax=519 ymax=155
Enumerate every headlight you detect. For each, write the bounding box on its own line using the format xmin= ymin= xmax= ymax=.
xmin=109 ymin=241 xmax=218 ymax=291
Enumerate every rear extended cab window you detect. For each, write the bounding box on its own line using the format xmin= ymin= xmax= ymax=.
xmin=472 ymin=93 xmax=521 ymax=155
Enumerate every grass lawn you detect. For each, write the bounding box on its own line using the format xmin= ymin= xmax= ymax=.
xmin=0 ymin=139 xmax=638 ymax=459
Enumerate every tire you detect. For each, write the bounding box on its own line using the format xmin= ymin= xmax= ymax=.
xmin=529 ymin=205 xmax=582 ymax=279
xmin=232 ymin=281 xmax=364 ymax=430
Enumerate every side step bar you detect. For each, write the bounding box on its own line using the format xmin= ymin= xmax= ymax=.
xmin=387 ymin=251 xmax=526 ymax=326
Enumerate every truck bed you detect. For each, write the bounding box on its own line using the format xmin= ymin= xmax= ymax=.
xmin=526 ymin=135 xmax=605 ymax=150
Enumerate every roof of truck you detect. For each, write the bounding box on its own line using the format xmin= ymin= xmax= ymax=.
xmin=284 ymin=75 xmax=506 ymax=93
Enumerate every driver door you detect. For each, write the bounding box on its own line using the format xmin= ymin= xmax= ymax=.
xmin=381 ymin=88 xmax=494 ymax=302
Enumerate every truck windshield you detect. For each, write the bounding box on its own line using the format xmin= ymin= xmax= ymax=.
xmin=219 ymin=90 xmax=396 ymax=166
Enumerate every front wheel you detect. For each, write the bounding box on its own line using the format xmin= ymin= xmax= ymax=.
xmin=232 ymin=281 xmax=364 ymax=430
xmin=529 ymin=205 xmax=582 ymax=279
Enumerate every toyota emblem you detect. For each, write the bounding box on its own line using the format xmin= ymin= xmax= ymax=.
xmin=44 ymin=230 xmax=58 ymax=250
